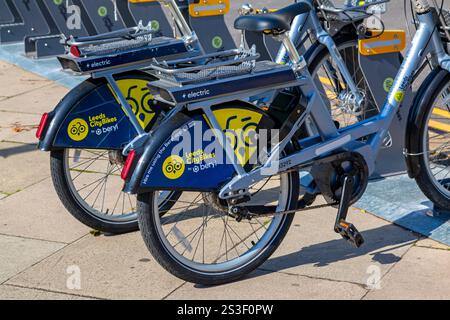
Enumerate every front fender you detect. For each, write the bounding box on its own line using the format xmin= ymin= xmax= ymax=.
xmin=38 ymin=71 xmax=162 ymax=151
xmin=405 ymin=68 xmax=449 ymax=178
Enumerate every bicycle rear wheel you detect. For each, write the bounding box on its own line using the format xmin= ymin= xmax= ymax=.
xmin=49 ymin=72 xmax=179 ymax=234
xmin=137 ymin=112 xmax=300 ymax=285
xmin=51 ymin=149 xmax=180 ymax=234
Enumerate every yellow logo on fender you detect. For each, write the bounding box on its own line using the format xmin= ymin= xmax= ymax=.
xmin=162 ymin=155 xmax=185 ymax=180
xmin=68 ymin=118 xmax=89 ymax=141
xmin=207 ymin=108 xmax=263 ymax=166
xmin=108 ymin=79 xmax=156 ymax=131
xmin=394 ymin=91 xmax=405 ymax=103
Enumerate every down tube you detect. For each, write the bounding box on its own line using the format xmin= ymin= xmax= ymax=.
xmin=371 ymin=18 xmax=434 ymax=154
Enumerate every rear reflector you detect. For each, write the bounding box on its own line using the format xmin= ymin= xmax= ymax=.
xmin=70 ymin=45 xmax=81 ymax=58
xmin=121 ymin=150 xmax=136 ymax=180
xmin=36 ymin=113 xmax=49 ymax=140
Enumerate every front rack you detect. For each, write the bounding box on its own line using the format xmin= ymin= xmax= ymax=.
xmin=149 ymin=47 xmax=260 ymax=85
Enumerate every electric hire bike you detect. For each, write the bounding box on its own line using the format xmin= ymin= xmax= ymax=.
xmin=37 ymin=0 xmax=383 ymax=234
xmin=121 ymin=0 xmax=450 ymax=285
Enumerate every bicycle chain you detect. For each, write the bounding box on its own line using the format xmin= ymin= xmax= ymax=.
xmin=244 ymin=201 xmax=339 ymax=218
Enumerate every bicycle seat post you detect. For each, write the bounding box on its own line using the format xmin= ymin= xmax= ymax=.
xmin=277 ymin=32 xmax=306 ymax=71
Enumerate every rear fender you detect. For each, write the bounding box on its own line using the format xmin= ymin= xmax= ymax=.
xmin=38 ymin=71 xmax=164 ymax=151
xmin=124 ymin=102 xmax=275 ymax=194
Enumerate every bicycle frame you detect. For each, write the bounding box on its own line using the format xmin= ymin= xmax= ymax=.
xmin=122 ymin=0 xmax=409 ymax=194
xmin=276 ymin=0 xmax=367 ymax=106
xmin=39 ymin=0 xmax=370 ymax=155
xmin=217 ymin=6 xmax=450 ymax=199
xmin=120 ymin=0 xmax=370 ymax=147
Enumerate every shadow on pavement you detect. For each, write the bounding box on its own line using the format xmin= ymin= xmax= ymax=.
xmin=0 ymin=143 xmax=37 ymax=158
xmin=193 ymin=224 xmax=419 ymax=288
xmin=391 ymin=203 xmax=450 ymax=243
xmin=261 ymin=224 xmax=417 ymax=271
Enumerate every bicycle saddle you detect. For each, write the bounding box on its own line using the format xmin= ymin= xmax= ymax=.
xmin=234 ymin=2 xmax=311 ymax=35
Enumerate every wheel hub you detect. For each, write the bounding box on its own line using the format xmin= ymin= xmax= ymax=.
xmin=337 ymin=89 xmax=366 ymax=116
xmin=202 ymin=192 xmax=229 ymax=213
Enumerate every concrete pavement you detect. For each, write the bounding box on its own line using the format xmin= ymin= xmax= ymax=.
xmin=1 ymin=56 xmax=450 ymax=299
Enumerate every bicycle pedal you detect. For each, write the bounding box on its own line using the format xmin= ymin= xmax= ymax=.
xmin=335 ymin=221 xmax=365 ymax=248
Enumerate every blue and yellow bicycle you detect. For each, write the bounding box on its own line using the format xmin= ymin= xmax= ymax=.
xmin=122 ymin=0 xmax=450 ymax=284
xmin=38 ymin=0 xmax=383 ymax=234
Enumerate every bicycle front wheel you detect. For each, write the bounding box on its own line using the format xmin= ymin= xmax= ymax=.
xmin=411 ymin=71 xmax=450 ymax=209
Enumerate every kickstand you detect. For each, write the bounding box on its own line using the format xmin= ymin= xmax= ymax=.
xmin=334 ymin=175 xmax=365 ymax=248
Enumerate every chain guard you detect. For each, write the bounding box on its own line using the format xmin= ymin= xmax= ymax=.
xmin=310 ymin=152 xmax=369 ymax=206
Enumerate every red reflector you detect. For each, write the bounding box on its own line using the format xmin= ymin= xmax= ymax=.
xmin=36 ymin=113 xmax=49 ymax=140
xmin=121 ymin=150 xmax=136 ymax=180
xmin=70 ymin=45 xmax=81 ymax=57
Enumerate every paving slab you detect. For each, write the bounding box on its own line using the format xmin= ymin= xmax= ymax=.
xmin=0 ymin=64 xmax=51 ymax=98
xmin=356 ymin=175 xmax=450 ymax=246
xmin=0 ymin=142 xmax=50 ymax=195
xmin=0 ymin=61 xmax=13 ymax=71
xmin=0 ymin=285 xmax=92 ymax=300
xmin=0 ymin=234 xmax=64 ymax=284
xmin=260 ymin=202 xmax=419 ymax=286
xmin=0 ymin=111 xmax=41 ymax=144
xmin=0 ymin=83 xmax=68 ymax=115
xmin=168 ymin=270 xmax=367 ymax=300
xmin=7 ymin=232 xmax=186 ymax=300
xmin=0 ymin=61 xmax=11 ymax=100
xmin=364 ymin=246 xmax=450 ymax=299
xmin=415 ymin=238 xmax=450 ymax=251
xmin=0 ymin=178 xmax=89 ymax=243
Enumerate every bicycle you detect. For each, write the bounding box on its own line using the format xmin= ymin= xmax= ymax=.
xmin=37 ymin=1 xmax=203 ymax=234
xmin=37 ymin=0 xmax=389 ymax=234
xmin=121 ymin=0 xmax=450 ymax=285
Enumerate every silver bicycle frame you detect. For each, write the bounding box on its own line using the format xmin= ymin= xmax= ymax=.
xmin=120 ymin=0 xmax=368 ymax=154
xmin=217 ymin=5 xmax=450 ymax=199
xmin=276 ymin=0 xmax=364 ymax=106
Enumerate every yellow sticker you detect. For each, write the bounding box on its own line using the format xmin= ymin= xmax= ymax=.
xmin=162 ymin=155 xmax=185 ymax=180
xmin=383 ymin=77 xmax=394 ymax=93
xmin=68 ymin=118 xmax=89 ymax=141
xmin=108 ymin=79 xmax=157 ymax=131
xmin=206 ymin=108 xmax=263 ymax=166
xmin=394 ymin=91 xmax=405 ymax=103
